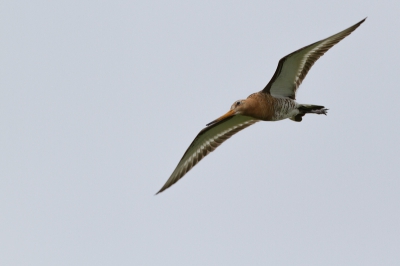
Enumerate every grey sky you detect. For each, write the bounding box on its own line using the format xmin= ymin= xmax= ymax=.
xmin=1 ymin=1 xmax=399 ymax=265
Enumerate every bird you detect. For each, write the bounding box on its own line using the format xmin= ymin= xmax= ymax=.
xmin=157 ymin=18 xmax=366 ymax=194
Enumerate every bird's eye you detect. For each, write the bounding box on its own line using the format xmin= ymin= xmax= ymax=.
xmin=236 ymin=101 xmax=241 ymax=106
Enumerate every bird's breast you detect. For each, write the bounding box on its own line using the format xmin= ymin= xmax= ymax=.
xmin=246 ymin=93 xmax=297 ymax=121
xmin=245 ymin=93 xmax=275 ymax=121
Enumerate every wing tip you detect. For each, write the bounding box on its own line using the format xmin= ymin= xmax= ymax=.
xmin=350 ymin=17 xmax=366 ymax=31
xmin=155 ymin=184 xmax=168 ymax=195
xmin=357 ymin=17 xmax=367 ymax=26
xmin=156 ymin=174 xmax=181 ymax=195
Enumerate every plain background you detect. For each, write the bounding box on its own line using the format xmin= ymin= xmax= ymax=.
xmin=1 ymin=1 xmax=399 ymax=265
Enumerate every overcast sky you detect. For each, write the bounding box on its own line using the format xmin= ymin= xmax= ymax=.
xmin=1 ymin=1 xmax=399 ymax=265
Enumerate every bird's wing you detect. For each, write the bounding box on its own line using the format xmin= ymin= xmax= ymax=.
xmin=157 ymin=115 xmax=258 ymax=194
xmin=262 ymin=18 xmax=365 ymax=100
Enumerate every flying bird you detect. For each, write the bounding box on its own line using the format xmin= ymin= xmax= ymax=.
xmin=157 ymin=18 xmax=365 ymax=194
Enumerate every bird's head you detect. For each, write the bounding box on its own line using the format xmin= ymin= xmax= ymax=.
xmin=206 ymin=99 xmax=248 ymax=126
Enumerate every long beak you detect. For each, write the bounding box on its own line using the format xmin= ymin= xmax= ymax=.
xmin=206 ymin=109 xmax=236 ymax=126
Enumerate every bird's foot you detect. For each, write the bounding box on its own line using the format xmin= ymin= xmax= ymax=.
xmin=312 ymin=108 xmax=329 ymax=115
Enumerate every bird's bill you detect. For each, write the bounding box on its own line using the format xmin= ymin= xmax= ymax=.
xmin=206 ymin=109 xmax=236 ymax=126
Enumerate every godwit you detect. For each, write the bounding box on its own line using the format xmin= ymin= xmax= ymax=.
xmin=157 ymin=18 xmax=365 ymax=194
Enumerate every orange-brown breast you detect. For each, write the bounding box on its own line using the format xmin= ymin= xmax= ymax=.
xmin=245 ymin=92 xmax=276 ymax=121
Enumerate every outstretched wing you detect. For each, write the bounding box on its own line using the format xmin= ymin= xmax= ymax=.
xmin=262 ymin=18 xmax=365 ymax=100
xmin=157 ymin=115 xmax=258 ymax=194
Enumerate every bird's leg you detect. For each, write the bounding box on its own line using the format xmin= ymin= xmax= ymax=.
xmin=291 ymin=104 xmax=328 ymax=121
xmin=298 ymin=104 xmax=328 ymax=116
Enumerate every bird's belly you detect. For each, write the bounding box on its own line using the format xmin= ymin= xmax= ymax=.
xmin=272 ymin=109 xmax=299 ymax=121
xmin=271 ymin=99 xmax=299 ymax=121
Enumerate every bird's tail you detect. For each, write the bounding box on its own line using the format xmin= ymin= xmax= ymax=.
xmin=290 ymin=104 xmax=328 ymax=122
